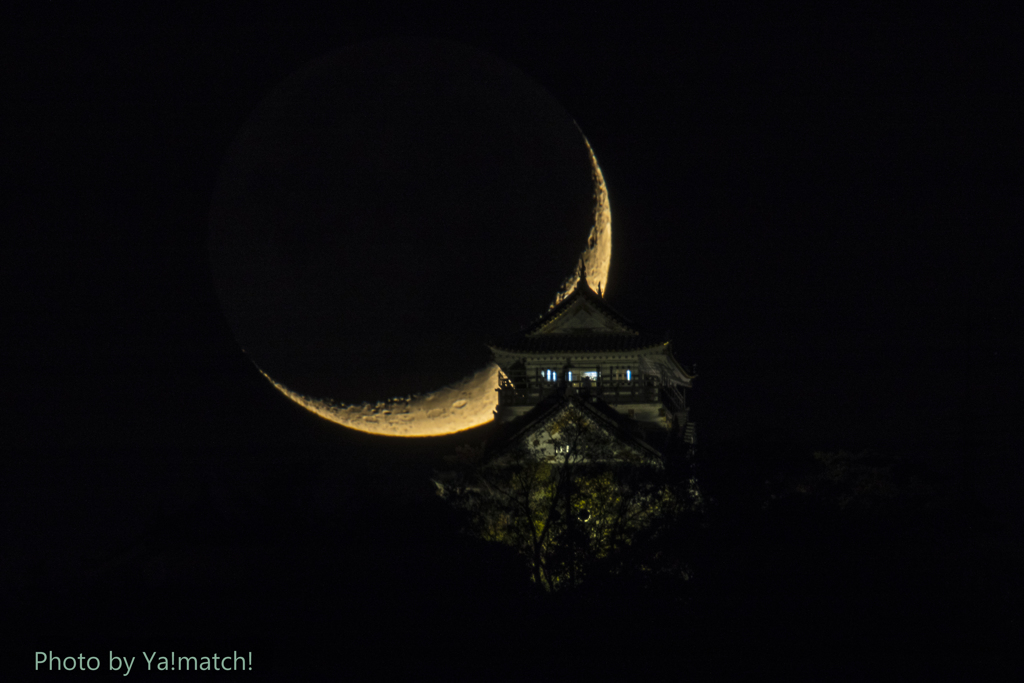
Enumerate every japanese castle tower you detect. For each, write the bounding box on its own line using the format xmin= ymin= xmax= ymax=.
xmin=487 ymin=266 xmax=696 ymax=455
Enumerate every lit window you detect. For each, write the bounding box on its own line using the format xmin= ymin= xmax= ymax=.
xmin=567 ymin=371 xmax=573 ymax=381
xmin=627 ymin=369 xmax=632 ymax=381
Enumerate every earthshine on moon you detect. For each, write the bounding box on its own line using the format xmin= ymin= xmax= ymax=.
xmin=210 ymin=40 xmax=613 ymax=438
xmin=262 ymin=138 xmax=612 ymax=437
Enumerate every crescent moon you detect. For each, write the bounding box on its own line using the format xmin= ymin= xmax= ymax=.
xmin=553 ymin=134 xmax=612 ymax=305
xmin=261 ymin=134 xmax=612 ymax=437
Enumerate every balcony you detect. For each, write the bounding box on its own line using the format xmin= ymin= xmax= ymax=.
xmin=496 ymin=377 xmax=667 ymax=407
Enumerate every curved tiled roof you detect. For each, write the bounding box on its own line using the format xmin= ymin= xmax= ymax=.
xmin=522 ymin=277 xmax=639 ymax=337
xmin=491 ymin=386 xmax=663 ymax=462
xmin=489 ymin=273 xmax=672 ymax=356
xmin=489 ymin=332 xmax=666 ymax=354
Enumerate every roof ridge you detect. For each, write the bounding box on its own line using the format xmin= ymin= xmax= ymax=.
xmin=491 ymin=389 xmax=660 ymax=460
xmin=488 ymin=333 xmax=666 ymax=354
xmin=523 ymin=284 xmax=640 ymax=337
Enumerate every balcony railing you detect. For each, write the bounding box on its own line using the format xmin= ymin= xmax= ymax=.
xmin=497 ymin=377 xmax=670 ymax=407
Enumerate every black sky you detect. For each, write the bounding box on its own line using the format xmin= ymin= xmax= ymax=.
xmin=1 ymin=5 xmax=1021 ymax=557
xmin=6 ymin=13 xmax=1021 ymax=452
xmin=207 ymin=38 xmax=602 ymax=403
xmin=2 ymin=8 xmax=1022 ymax=676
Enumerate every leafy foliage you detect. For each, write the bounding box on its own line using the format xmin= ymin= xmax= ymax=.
xmin=435 ymin=407 xmax=703 ymax=591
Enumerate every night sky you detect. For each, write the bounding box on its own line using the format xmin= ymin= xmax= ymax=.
xmin=208 ymin=38 xmax=602 ymax=405
xmin=3 ymin=9 xmax=1022 ymax=677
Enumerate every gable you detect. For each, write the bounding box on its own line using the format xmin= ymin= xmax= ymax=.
xmin=530 ymin=298 xmax=636 ymax=336
xmin=505 ymin=397 xmax=661 ymax=466
xmin=520 ymin=405 xmax=625 ymax=459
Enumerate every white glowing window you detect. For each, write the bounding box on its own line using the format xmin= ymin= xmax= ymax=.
xmin=567 ymin=371 xmax=573 ymax=381
xmin=627 ymin=369 xmax=632 ymax=381
xmin=583 ymin=371 xmax=598 ymax=381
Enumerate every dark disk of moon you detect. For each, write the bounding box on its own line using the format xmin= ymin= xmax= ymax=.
xmin=209 ymin=39 xmax=597 ymax=408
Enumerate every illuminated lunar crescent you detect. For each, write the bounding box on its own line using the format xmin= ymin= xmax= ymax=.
xmin=262 ymin=135 xmax=612 ymax=437
xmin=554 ymin=135 xmax=612 ymax=305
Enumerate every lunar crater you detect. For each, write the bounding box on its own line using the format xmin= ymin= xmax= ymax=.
xmin=213 ymin=41 xmax=611 ymax=437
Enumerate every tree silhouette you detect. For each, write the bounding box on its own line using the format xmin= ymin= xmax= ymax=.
xmin=436 ymin=405 xmax=703 ymax=591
